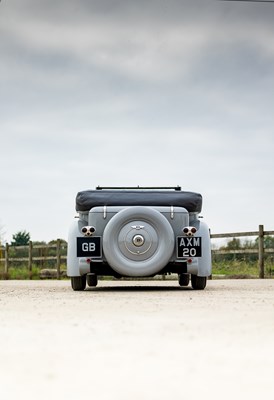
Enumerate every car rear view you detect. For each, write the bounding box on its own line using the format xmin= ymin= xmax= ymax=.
xmin=67 ymin=186 xmax=212 ymax=290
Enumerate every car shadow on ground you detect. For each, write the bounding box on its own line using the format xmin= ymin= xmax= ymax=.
xmin=85 ymin=285 xmax=194 ymax=292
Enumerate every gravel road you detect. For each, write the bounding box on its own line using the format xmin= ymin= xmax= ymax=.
xmin=1 ymin=279 xmax=274 ymax=400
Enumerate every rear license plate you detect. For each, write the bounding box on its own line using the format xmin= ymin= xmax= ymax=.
xmin=177 ymin=236 xmax=202 ymax=258
xmin=77 ymin=237 xmax=102 ymax=258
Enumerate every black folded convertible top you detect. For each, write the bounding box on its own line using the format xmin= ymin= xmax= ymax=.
xmin=76 ymin=189 xmax=202 ymax=213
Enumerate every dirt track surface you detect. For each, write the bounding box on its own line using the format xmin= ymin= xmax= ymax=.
xmin=0 ymin=279 xmax=274 ymax=400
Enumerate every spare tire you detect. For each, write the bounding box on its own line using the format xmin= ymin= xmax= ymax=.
xmin=103 ymin=206 xmax=175 ymax=277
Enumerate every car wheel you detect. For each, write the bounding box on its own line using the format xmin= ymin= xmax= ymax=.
xmin=87 ymin=273 xmax=98 ymax=287
xmin=191 ymin=275 xmax=207 ymax=290
xmin=178 ymin=273 xmax=190 ymax=287
xmin=71 ymin=275 xmax=86 ymax=291
xmin=103 ymin=206 xmax=175 ymax=277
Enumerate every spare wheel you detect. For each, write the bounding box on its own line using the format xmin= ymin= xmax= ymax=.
xmin=103 ymin=206 xmax=174 ymax=277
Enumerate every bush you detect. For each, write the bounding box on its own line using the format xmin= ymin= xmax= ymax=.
xmin=212 ymin=259 xmax=273 ymax=278
xmin=6 ymin=266 xmax=40 ymax=280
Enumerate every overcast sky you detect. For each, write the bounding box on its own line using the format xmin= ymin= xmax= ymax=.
xmin=0 ymin=0 xmax=274 ymax=243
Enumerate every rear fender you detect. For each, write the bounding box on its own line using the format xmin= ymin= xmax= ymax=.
xmin=196 ymin=221 xmax=212 ymax=277
xmin=67 ymin=219 xmax=85 ymax=277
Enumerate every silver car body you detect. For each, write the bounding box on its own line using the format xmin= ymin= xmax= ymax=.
xmin=67 ymin=187 xmax=212 ymax=290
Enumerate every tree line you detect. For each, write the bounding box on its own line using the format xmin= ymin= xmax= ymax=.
xmin=3 ymin=230 xmax=67 ymax=247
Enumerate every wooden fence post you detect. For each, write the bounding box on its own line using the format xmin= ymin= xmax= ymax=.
xmin=28 ymin=241 xmax=33 ymax=278
xmin=4 ymin=243 xmax=9 ymax=274
xmin=258 ymin=224 xmax=264 ymax=279
xmin=56 ymin=239 xmax=61 ymax=280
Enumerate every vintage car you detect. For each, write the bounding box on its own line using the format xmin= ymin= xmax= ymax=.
xmin=67 ymin=186 xmax=212 ymax=290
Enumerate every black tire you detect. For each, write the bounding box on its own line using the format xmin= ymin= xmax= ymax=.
xmin=191 ymin=275 xmax=207 ymax=290
xmin=87 ymin=273 xmax=98 ymax=287
xmin=71 ymin=275 xmax=86 ymax=291
xmin=178 ymin=273 xmax=190 ymax=287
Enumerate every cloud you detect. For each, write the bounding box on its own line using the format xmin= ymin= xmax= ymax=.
xmin=0 ymin=0 xmax=274 ymax=241
xmin=2 ymin=1 xmax=274 ymax=81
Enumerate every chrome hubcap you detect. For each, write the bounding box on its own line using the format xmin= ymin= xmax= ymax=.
xmin=132 ymin=234 xmax=145 ymax=247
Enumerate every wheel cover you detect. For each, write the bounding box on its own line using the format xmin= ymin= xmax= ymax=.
xmin=103 ymin=206 xmax=174 ymax=276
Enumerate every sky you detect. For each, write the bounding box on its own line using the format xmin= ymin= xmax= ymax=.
xmin=0 ymin=0 xmax=274 ymax=244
